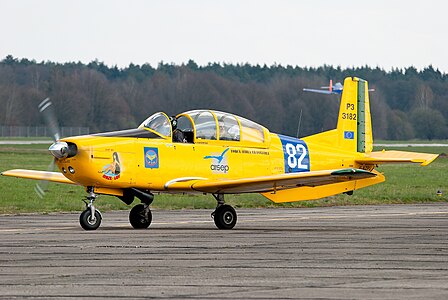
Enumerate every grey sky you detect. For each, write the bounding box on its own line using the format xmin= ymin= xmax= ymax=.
xmin=1 ymin=0 xmax=446 ymax=72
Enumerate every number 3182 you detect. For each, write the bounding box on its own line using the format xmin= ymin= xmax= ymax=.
xmin=342 ymin=113 xmax=356 ymax=120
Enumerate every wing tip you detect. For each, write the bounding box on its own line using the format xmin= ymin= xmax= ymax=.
xmin=418 ymin=154 xmax=439 ymax=166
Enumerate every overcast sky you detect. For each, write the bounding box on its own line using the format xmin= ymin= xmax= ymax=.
xmin=1 ymin=0 xmax=446 ymax=72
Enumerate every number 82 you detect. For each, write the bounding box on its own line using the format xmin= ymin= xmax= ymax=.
xmin=285 ymin=143 xmax=307 ymax=169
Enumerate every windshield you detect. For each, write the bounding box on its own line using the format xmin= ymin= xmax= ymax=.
xmin=139 ymin=112 xmax=171 ymax=137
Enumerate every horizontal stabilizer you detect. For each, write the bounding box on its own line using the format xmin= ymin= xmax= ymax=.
xmin=1 ymin=169 xmax=75 ymax=184
xmin=356 ymin=150 xmax=439 ymax=166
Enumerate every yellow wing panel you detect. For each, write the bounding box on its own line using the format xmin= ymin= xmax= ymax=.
xmin=1 ymin=169 xmax=75 ymax=184
xmin=357 ymin=150 xmax=439 ymax=166
xmin=173 ymin=168 xmax=377 ymax=194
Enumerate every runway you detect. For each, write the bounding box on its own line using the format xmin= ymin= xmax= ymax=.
xmin=1 ymin=204 xmax=448 ymax=299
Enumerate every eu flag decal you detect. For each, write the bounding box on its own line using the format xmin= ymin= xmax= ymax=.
xmin=344 ymin=131 xmax=355 ymax=140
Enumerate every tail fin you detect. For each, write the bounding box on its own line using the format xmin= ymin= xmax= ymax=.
xmin=336 ymin=77 xmax=373 ymax=153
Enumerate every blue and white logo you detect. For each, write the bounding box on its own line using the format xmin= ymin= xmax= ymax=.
xmin=144 ymin=147 xmax=159 ymax=168
xmin=204 ymin=148 xmax=230 ymax=173
xmin=279 ymin=135 xmax=310 ymax=173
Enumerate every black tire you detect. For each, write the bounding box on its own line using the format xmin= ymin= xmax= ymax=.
xmin=79 ymin=209 xmax=101 ymax=230
xmin=213 ymin=205 xmax=237 ymax=230
xmin=129 ymin=204 xmax=152 ymax=229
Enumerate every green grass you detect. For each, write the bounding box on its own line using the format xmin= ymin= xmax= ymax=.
xmin=0 ymin=142 xmax=446 ymax=213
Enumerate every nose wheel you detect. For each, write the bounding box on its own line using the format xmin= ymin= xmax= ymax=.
xmin=80 ymin=208 xmax=102 ymax=230
xmin=79 ymin=187 xmax=102 ymax=230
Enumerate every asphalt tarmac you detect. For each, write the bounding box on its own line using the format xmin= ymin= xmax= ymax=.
xmin=1 ymin=204 xmax=447 ymax=299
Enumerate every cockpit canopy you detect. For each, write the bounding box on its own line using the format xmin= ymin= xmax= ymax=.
xmin=139 ymin=110 xmax=269 ymax=145
xmin=139 ymin=112 xmax=172 ymax=137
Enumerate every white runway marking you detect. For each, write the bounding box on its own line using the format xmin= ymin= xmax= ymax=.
xmin=0 ymin=140 xmax=51 ymax=145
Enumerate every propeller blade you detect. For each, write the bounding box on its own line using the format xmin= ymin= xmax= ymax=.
xmin=38 ymin=98 xmax=61 ymax=142
xmin=34 ymin=158 xmax=56 ymax=199
xmin=36 ymin=97 xmax=62 ymax=198
xmin=34 ymin=183 xmax=46 ymax=199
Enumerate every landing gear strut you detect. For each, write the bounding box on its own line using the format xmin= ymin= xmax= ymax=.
xmin=79 ymin=187 xmax=102 ymax=230
xmin=212 ymin=194 xmax=237 ymax=230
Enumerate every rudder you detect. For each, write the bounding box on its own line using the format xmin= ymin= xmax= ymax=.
xmin=336 ymin=77 xmax=373 ymax=153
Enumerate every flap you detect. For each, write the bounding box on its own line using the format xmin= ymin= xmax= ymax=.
xmin=1 ymin=169 xmax=75 ymax=184
xmin=357 ymin=150 xmax=439 ymax=166
xmin=165 ymin=168 xmax=376 ymax=194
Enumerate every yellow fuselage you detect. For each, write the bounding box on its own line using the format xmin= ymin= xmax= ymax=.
xmin=56 ymin=131 xmax=363 ymax=195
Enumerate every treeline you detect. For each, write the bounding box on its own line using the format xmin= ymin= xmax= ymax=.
xmin=0 ymin=55 xmax=447 ymax=140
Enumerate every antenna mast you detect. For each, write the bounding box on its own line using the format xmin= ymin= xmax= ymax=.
xmin=296 ymin=109 xmax=303 ymax=138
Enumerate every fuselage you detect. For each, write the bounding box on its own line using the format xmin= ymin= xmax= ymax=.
xmin=54 ymin=115 xmax=362 ymax=194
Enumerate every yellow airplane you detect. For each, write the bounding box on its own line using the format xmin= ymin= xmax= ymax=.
xmin=1 ymin=77 xmax=438 ymax=230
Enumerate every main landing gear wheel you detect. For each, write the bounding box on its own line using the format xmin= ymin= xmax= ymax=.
xmin=79 ymin=209 xmax=102 ymax=230
xmin=213 ymin=204 xmax=237 ymax=230
xmin=129 ymin=204 xmax=152 ymax=229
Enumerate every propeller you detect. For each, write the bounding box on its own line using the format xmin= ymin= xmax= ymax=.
xmin=34 ymin=98 xmax=61 ymax=199
xmin=38 ymin=97 xmax=60 ymax=141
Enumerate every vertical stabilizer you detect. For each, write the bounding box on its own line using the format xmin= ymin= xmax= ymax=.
xmin=336 ymin=77 xmax=373 ymax=153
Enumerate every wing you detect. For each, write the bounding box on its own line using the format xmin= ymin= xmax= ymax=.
xmin=356 ymin=150 xmax=438 ymax=166
xmin=164 ymin=168 xmax=376 ymax=194
xmin=1 ymin=169 xmax=75 ymax=184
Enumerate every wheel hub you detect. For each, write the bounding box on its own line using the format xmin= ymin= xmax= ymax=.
xmin=223 ymin=211 xmax=234 ymax=225
xmin=87 ymin=215 xmax=97 ymax=225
